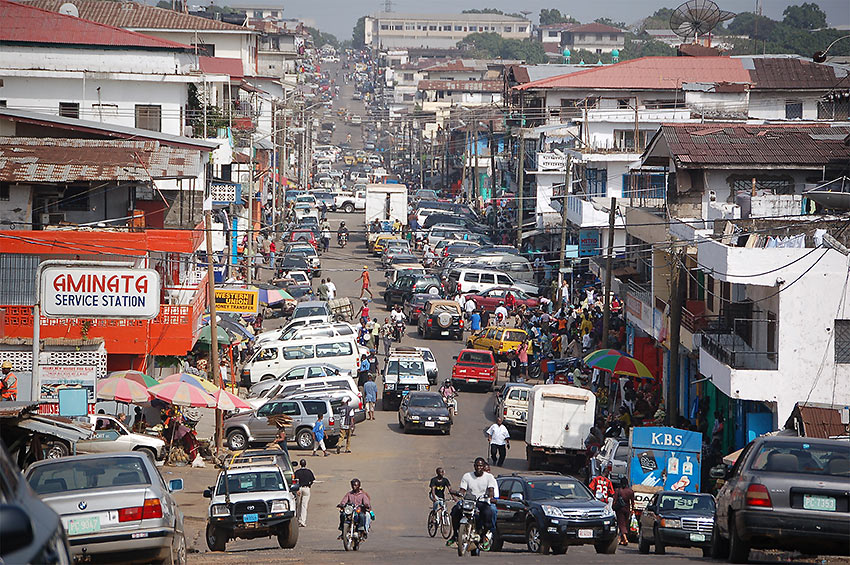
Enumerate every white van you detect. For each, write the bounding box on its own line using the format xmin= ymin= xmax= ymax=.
xmin=241 ymin=336 xmax=360 ymax=385
xmin=245 ymin=374 xmax=360 ymax=410
xmin=255 ymin=322 xmax=356 ymax=347
xmin=450 ymin=254 xmax=535 ymax=286
xmin=446 ymin=267 xmax=538 ymax=296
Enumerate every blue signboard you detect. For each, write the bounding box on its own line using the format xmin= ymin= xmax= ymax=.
xmin=630 ymin=427 xmax=703 ymax=493
xmin=578 ymin=229 xmax=601 ymax=257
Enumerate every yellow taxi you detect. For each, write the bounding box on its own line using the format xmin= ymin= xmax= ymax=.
xmin=466 ymin=326 xmax=530 ymax=361
xmin=371 ymin=234 xmax=396 ymax=255
xmin=343 ymin=155 xmax=356 ymax=166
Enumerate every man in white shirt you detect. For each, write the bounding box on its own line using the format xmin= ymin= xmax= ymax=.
xmin=485 ymin=417 xmax=510 ymax=467
xmin=494 ymin=302 xmax=509 ymax=326
xmin=447 ymin=457 xmax=497 ymax=547
xmin=326 ymin=278 xmax=337 ymax=300
xmin=464 ymin=297 xmax=475 ymax=320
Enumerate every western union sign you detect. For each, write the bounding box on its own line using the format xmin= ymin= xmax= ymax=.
xmin=214 ymin=289 xmax=258 ymax=313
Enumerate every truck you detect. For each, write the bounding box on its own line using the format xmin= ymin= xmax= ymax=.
xmin=525 ymin=384 xmax=596 ymax=473
xmin=365 ymin=183 xmax=408 ymax=226
xmin=334 ymin=190 xmax=365 ymax=213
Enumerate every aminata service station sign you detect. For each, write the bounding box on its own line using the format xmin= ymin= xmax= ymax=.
xmin=40 ymin=266 xmax=161 ymax=319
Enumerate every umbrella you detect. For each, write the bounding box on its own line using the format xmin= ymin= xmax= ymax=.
xmin=107 ymin=369 xmax=158 ymax=388
xmin=211 ymin=388 xmax=252 ymax=411
xmin=197 ymin=324 xmax=232 ymax=345
xmin=161 ymin=372 xmax=220 ymax=393
xmin=256 ymin=287 xmax=288 ymax=305
xmin=587 ymin=354 xmax=655 ymax=381
xmin=219 ymin=319 xmax=254 ymax=341
xmin=583 ymin=349 xmax=630 ymax=364
xmin=147 ymin=381 xmax=216 ymax=408
xmin=97 ymin=377 xmax=151 ymax=404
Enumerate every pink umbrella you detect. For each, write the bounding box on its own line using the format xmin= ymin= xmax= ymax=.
xmin=97 ymin=376 xmax=151 ymax=404
xmin=147 ymin=381 xmax=216 ymax=408
xmin=211 ymin=389 xmax=252 ymax=412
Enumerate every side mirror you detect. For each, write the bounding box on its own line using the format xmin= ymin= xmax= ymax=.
xmin=0 ymin=505 xmax=34 ymax=556
xmin=452 ymin=355 xmax=458 ymax=360
xmin=710 ymin=465 xmax=729 ymax=480
xmin=510 ymin=493 xmax=524 ymax=502
xmin=202 ymin=488 xmax=212 ymax=498
xmin=168 ymin=478 xmax=184 ymax=492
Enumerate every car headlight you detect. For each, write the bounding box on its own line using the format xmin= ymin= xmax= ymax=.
xmin=542 ymin=505 xmax=565 ymax=518
xmin=409 ymin=415 xmax=420 ymax=421
xmin=270 ymin=500 xmax=290 ymax=513
xmin=601 ymin=506 xmax=616 ymax=519
xmin=385 ymin=383 xmax=395 ymax=391
xmin=660 ymin=518 xmax=681 ymax=529
xmin=438 ymin=416 xmax=450 ymax=421
xmin=211 ymin=504 xmax=230 ymax=517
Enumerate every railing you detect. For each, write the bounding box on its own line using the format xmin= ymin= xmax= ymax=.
xmin=699 ymin=317 xmax=778 ymax=370
xmin=627 ymin=280 xmax=652 ymax=306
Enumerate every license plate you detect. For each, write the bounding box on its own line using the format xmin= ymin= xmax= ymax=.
xmin=402 ymin=390 xmax=410 ymax=396
xmin=468 ymin=379 xmax=478 ymax=383
xmin=441 ymin=331 xmax=449 ymax=336
xmin=578 ymin=529 xmax=594 ymax=539
xmin=690 ymin=533 xmax=706 ymax=542
xmin=425 ymin=421 xmax=436 ymax=427
xmin=803 ymin=494 xmax=836 ymax=512
xmin=68 ymin=516 xmax=101 ymax=536
xmin=243 ymin=513 xmax=259 ymax=523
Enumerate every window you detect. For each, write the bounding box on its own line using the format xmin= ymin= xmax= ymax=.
xmin=614 ymin=129 xmax=652 ymax=150
xmin=282 ymin=345 xmax=314 ymax=360
xmin=835 ymin=320 xmax=850 ymax=363
xmin=277 ymin=402 xmax=300 ymax=416
xmin=58 ymin=185 xmax=89 ymax=211
xmin=302 ymin=401 xmax=328 ymax=416
xmin=504 ymin=26 xmax=511 ymax=32
xmin=611 ymin=34 xmax=619 ymax=40
xmin=442 ymin=24 xmax=452 ymax=31
xmin=59 ymin=102 xmax=79 ymax=118
xmin=518 ymin=26 xmax=526 ymax=32
xmin=394 ymin=25 xmax=403 ymax=30
xmin=496 ymin=274 xmax=512 ymax=285
xmin=585 ymin=168 xmax=607 ymax=197
xmin=316 ymin=342 xmax=353 ymax=357
xmin=480 ymin=273 xmax=495 ymax=285
xmin=617 ymin=98 xmax=631 ymax=109
xmin=429 ymin=25 xmax=437 ymax=31
xmin=135 ymin=105 xmax=161 ymax=132
xmin=706 ymin=274 xmax=714 ymax=311
xmin=469 ymin=25 xmax=477 ymax=32
xmin=92 ymin=103 xmax=118 ymax=118
xmin=255 ymin=348 xmax=278 ymax=361
xmin=403 ymin=72 xmax=414 ymax=81
xmin=0 ymin=183 xmax=8 ymax=201
xmin=785 ymin=100 xmax=803 ymax=120
xmin=455 ymin=25 xmax=463 ymax=31
xmin=405 ymin=24 xmax=413 ymax=30
xmin=191 ymin=43 xmax=215 ymax=56
xmin=548 ymin=31 xmax=559 ymax=37
xmin=578 ymin=34 xmax=585 ymax=41
xmin=381 ymin=24 xmax=388 ymax=30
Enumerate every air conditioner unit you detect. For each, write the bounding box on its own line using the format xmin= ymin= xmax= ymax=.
xmin=41 ymin=213 xmax=65 ymax=225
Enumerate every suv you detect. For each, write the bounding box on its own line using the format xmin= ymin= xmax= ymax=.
xmin=382 ymin=349 xmax=430 ymax=410
xmin=417 ymin=299 xmax=464 ymax=340
xmin=291 ymin=301 xmax=332 ymax=321
xmin=384 ymin=274 xmax=443 ymax=307
xmin=711 ymin=436 xmax=850 ymax=563
xmin=493 ymin=472 xmax=618 ymax=555
xmin=204 ymin=460 xmax=298 ymax=552
xmin=638 ymin=491 xmax=716 ymax=557
xmin=224 ymin=398 xmax=339 ymax=451
xmin=494 ymin=382 xmax=532 ymax=430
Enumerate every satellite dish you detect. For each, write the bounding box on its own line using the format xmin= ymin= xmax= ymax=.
xmin=59 ymin=2 xmax=79 ymax=17
xmin=669 ymin=0 xmax=735 ymax=41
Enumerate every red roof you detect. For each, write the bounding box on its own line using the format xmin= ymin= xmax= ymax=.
xmin=199 ymin=56 xmax=244 ymax=78
xmin=515 ymin=56 xmax=751 ymax=91
xmin=0 ymin=0 xmax=189 ymax=49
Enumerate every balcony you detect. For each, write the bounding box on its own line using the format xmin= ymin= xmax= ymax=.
xmin=566 ymin=194 xmax=613 ymax=228
xmin=699 ymin=318 xmax=778 ymax=371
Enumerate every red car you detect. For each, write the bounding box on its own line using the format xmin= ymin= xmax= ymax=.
xmin=451 ymin=349 xmax=498 ymax=391
xmin=289 ymin=229 xmax=318 ymax=249
xmin=464 ymin=287 xmax=539 ymax=313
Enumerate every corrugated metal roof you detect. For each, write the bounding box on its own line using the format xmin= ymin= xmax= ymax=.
xmin=417 ymin=79 xmax=502 ymax=93
xmin=0 ymin=0 xmax=191 ymax=49
xmin=790 ymin=404 xmax=847 ymax=439
xmin=0 ymin=401 xmax=38 ymax=418
xmin=23 ymin=0 xmax=249 ymax=31
xmin=745 ymin=56 xmax=844 ymax=90
xmin=0 ymin=137 xmax=202 ymax=182
xmin=199 ymin=56 xmax=244 ymax=78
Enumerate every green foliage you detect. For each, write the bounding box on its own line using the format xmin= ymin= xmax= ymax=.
xmin=186 ymin=83 xmax=228 ymax=135
xmin=307 ymin=27 xmax=339 ymax=49
xmin=782 ymin=3 xmax=827 ymax=29
xmin=352 ymin=15 xmax=366 ymax=49
xmin=725 ymin=9 xmax=849 ymax=57
xmin=727 ymin=12 xmax=777 ymax=40
xmin=539 ymin=8 xmax=578 ymax=26
xmin=156 ymin=1 xmax=171 ymax=8
xmin=639 ymin=7 xmax=675 ymax=31
xmin=458 ymin=32 xmax=547 ymax=64
xmin=462 ymin=8 xmax=504 ymax=14
xmin=594 ymin=17 xmax=627 ymax=30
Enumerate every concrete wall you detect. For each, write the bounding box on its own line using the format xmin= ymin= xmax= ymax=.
xmin=141 ymin=31 xmax=255 ymax=76
xmin=748 ymin=91 xmax=821 ymax=121
xmin=0 ymin=44 xmax=195 ymax=74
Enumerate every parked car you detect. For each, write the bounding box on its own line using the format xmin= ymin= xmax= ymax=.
xmin=451 ymin=349 xmax=498 ymax=391
xmin=223 ymin=398 xmax=339 ymax=451
xmin=287 ymin=229 xmax=318 ymax=249
xmin=492 ymin=472 xmax=618 ymax=555
xmin=290 ymin=301 xmax=332 ymax=321
xmin=284 ymin=244 xmax=320 ymax=275
xmin=74 ymin=414 xmax=166 ymax=461
xmin=416 ymin=299 xmax=464 ymax=340
xmin=384 ymin=274 xmax=443 ymax=307
xmin=494 ymin=382 xmax=532 ymax=431
xmin=275 ymin=254 xmax=313 ymax=279
xmin=397 ymin=391 xmax=452 ymax=434
xmin=638 ymin=491 xmax=716 ymax=557
xmin=26 ymin=452 xmax=186 ymax=564
xmin=466 ymin=326 xmax=530 ymax=361
xmin=248 ymin=362 xmax=349 ymax=398
xmin=711 ymin=436 xmax=850 ymax=563
xmin=403 ymin=293 xmax=431 ymax=324
xmin=464 ymin=287 xmax=540 ymax=313
xmin=447 ymin=266 xmax=538 ymax=297
xmin=590 ymin=437 xmax=630 ymax=480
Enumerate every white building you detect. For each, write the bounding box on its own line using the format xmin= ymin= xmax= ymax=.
xmin=537 ymin=22 xmax=625 ymax=56
xmin=365 ymin=12 xmax=531 ymax=49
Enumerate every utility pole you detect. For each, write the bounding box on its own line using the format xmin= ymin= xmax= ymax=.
xmin=667 ymin=248 xmax=686 ymax=426
xmin=558 ymin=154 xmax=572 ymax=272
xmin=461 ymin=126 xmax=470 ymax=201
xmin=517 ymin=134 xmax=525 ymax=248
xmin=601 ymin=197 xmax=616 ymax=347
xmin=472 ymin=125 xmax=479 ymax=203
xmin=204 ymin=211 xmax=223 ymax=453
xmin=246 ymin=150 xmax=254 ymax=285
xmin=489 ymin=120 xmax=497 ymax=199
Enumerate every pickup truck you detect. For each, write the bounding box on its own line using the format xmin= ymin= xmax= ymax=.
xmin=334 ymin=190 xmax=365 ymax=213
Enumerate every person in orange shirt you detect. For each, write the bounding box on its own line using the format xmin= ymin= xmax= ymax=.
xmin=356 ymin=266 xmax=372 ymax=299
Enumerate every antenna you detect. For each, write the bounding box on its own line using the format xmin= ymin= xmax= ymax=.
xmin=669 ymin=0 xmax=735 ymax=44
xmin=383 ymin=0 xmax=393 ymax=12
xmin=58 ymin=2 xmax=79 ymax=17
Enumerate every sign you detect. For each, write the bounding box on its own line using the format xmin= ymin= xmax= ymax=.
xmin=579 ymin=229 xmax=601 ymax=257
xmin=40 ymin=267 xmax=160 ymax=319
xmin=58 ymin=388 xmax=89 ymax=417
xmin=214 ymin=289 xmax=259 ymax=313
xmin=209 ymin=182 xmax=242 ymax=205
xmin=38 ymin=365 xmax=96 ymax=404
xmin=630 ymin=427 xmax=702 ymax=493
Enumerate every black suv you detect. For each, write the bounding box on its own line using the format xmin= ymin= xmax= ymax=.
xmin=493 ymin=472 xmax=618 ymax=555
xmin=384 ymin=274 xmax=443 ymax=306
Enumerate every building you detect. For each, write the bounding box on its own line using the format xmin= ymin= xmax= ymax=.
xmin=537 ymin=22 xmax=625 ymax=57
xmin=364 ymin=12 xmax=531 ymax=49
xmin=417 ymin=80 xmax=502 ymax=107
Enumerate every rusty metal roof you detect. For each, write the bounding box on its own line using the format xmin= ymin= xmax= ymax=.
xmin=0 ymin=137 xmax=201 ymax=182
xmin=0 ymin=401 xmax=38 ymax=418
xmin=744 ymin=56 xmax=845 ymax=90
xmin=787 ymin=403 xmax=847 ymax=439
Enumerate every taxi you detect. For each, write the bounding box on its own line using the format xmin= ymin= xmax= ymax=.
xmin=466 ymin=326 xmax=530 ymax=361
xmin=371 ymin=233 xmax=396 ymax=256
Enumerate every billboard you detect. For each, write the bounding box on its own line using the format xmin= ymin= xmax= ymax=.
xmin=579 ymin=229 xmax=601 ymax=257
xmin=214 ymin=289 xmax=259 ymax=314
xmin=40 ymin=266 xmax=160 ymax=319
xmin=630 ymin=427 xmax=703 ymax=493
xmin=38 ymin=365 xmax=97 ymax=405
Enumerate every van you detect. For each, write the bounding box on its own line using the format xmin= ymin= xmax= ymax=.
xmin=450 ymin=254 xmax=535 ymax=285
xmin=255 ymin=322 xmax=356 ymax=346
xmin=241 ymin=336 xmax=360 ymax=385
xmin=246 ymin=373 xmax=360 ymax=411
xmin=446 ymin=267 xmax=538 ymax=296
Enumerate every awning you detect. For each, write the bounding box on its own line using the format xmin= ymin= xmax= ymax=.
xmin=13 ymin=415 xmax=92 ymax=443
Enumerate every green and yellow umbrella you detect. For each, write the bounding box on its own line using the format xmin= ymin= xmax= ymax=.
xmin=587 ymin=354 xmax=655 ymax=381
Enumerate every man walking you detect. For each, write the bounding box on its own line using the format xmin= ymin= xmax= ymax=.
xmin=363 ymin=375 xmax=377 ymax=420
xmin=326 ymin=277 xmax=337 ymax=300
xmin=311 ymin=413 xmax=329 ymax=457
xmin=485 ymin=417 xmax=510 ymax=467
xmin=380 ymin=317 xmax=394 ymax=358
xmin=337 ymin=398 xmax=355 ymax=454
xmin=1 ymin=361 xmax=17 ymax=401
xmin=356 ymin=266 xmax=373 ymax=299
xmin=316 ymin=279 xmax=330 ymax=301
xmin=294 ymin=459 xmax=315 ymax=527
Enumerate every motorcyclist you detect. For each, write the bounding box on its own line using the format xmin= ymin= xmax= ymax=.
xmin=446 ymin=457 xmax=497 ymax=549
xmin=337 ymin=221 xmax=349 ymax=242
xmin=390 ymin=305 xmax=406 ymax=340
xmin=338 ymin=478 xmax=373 ymax=538
xmin=439 ymin=379 xmax=457 ymax=403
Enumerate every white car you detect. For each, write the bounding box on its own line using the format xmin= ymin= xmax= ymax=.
xmin=76 ymin=414 xmax=166 ymax=461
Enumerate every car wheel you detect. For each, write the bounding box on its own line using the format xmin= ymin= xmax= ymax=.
xmin=403 ymin=422 xmax=410 ymax=434
xmin=711 ymin=520 xmax=729 ymax=559
xmin=227 ymin=429 xmax=248 ymax=451
xmin=595 ymin=536 xmax=618 ymax=554
xmin=165 ymin=529 xmax=187 ymax=565
xmin=638 ymin=527 xmax=650 ymax=554
xmin=728 ymin=514 xmax=750 ymax=564
xmin=444 ymin=426 xmax=451 ymax=436
xmin=296 ymin=429 xmax=314 ymax=450
xmin=551 ymin=544 xmax=567 ymax=555
xmin=134 ymin=446 xmax=157 ymax=462
xmin=343 ymin=202 xmax=354 ymax=213
xmin=205 ymin=523 xmax=227 ymax=552
xmin=277 ymin=520 xmax=299 ymax=549
xmin=653 ymin=526 xmax=665 ymax=554
xmin=526 ymin=521 xmax=550 ymax=554
xmin=45 ymin=440 xmax=69 ymax=459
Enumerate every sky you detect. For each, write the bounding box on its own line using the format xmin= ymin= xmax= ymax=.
xmin=221 ymin=0 xmax=850 ymax=39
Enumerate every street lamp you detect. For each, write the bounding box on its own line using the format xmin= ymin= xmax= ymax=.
xmin=813 ymin=34 xmax=850 ymax=63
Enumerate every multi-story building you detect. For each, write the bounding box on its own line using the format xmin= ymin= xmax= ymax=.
xmin=537 ymin=22 xmax=626 ymax=58
xmin=364 ymin=12 xmax=531 ymax=49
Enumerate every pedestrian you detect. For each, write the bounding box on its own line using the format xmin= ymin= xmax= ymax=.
xmin=356 ymin=266 xmax=373 ymax=299
xmin=517 ymin=340 xmax=529 ymax=380
xmin=1 ymin=361 xmax=17 ymax=401
xmin=588 ymin=464 xmax=616 ymax=508
xmin=326 ymin=277 xmax=336 ymax=300
xmin=613 ymin=476 xmax=635 ymax=546
xmin=485 ymin=416 xmax=510 ymax=466
xmin=270 ymin=428 xmax=289 ymax=454
xmin=507 ymin=350 xmax=522 ymax=383
xmin=357 ymin=299 xmax=371 ymax=325
xmin=269 ymin=239 xmax=276 ymax=269
xmin=494 ymin=301 xmax=508 ymax=326
xmin=363 ymin=375 xmax=378 ymax=420
xmin=337 ymin=398 xmax=354 ymax=454
xmin=469 ymin=309 xmax=481 ymax=333
xmin=370 ymin=318 xmax=381 ymax=349
xmin=357 ymin=354 xmax=370 ymax=388
xmin=317 ymin=278 xmax=329 ymax=301
xmin=294 ymin=459 xmax=315 ymax=527
xmin=381 ymin=317 xmax=394 ymax=357
xmin=311 ymin=413 xmax=329 ymax=456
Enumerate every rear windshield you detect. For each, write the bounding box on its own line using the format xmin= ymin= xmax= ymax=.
xmin=504 ymin=331 xmax=526 ymax=342
xmin=749 ymin=443 xmax=850 ymax=477
xmin=432 ymin=303 xmax=460 ymax=314
xmin=217 ymin=471 xmax=285 ymax=495
xmin=459 ymin=351 xmax=493 ymax=364
xmin=316 ymin=342 xmax=353 ymax=358
xmin=658 ymin=494 xmax=715 ymax=512
xmin=29 ymin=456 xmax=151 ymax=494
xmin=386 ymin=360 xmax=425 ymax=376
xmin=293 ymin=306 xmax=328 ymax=319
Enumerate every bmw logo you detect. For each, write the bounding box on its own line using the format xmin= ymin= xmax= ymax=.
xmin=78 ymin=501 xmax=87 ymax=510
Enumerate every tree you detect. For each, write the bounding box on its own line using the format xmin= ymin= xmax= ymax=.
xmin=462 ymin=8 xmax=503 ymax=14
xmin=539 ymin=8 xmax=578 ymax=26
xmin=594 ymin=17 xmax=627 ymax=30
xmin=352 ymin=15 xmax=366 ymax=49
xmin=307 ymin=27 xmax=338 ymax=49
xmin=639 ymin=7 xmax=675 ymax=31
xmin=782 ymin=3 xmax=827 ymax=30
xmin=458 ymin=33 xmax=546 ymax=64
xmin=156 ymin=1 xmax=171 ymax=8
xmin=727 ymin=12 xmax=777 ymax=40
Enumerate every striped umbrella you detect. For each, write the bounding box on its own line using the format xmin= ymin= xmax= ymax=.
xmin=147 ymin=381 xmax=216 ymax=408
xmin=161 ymin=372 xmax=220 ymax=394
xmin=107 ymin=370 xmax=158 ymax=388
xmin=97 ymin=377 xmax=151 ymax=404
xmin=211 ymin=389 xmax=252 ymax=412
xmin=583 ymin=349 xmax=630 ymax=365
xmin=587 ymin=354 xmax=655 ymax=381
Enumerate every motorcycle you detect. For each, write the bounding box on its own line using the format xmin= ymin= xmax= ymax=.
xmin=442 ymin=392 xmax=458 ymax=416
xmin=338 ymin=232 xmax=348 ymax=247
xmin=393 ymin=319 xmax=405 ymax=342
xmin=341 ymin=504 xmax=368 ymax=551
xmin=456 ymin=494 xmax=488 ymax=557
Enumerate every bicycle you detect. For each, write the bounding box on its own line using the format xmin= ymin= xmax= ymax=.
xmin=427 ymin=497 xmax=452 ymax=539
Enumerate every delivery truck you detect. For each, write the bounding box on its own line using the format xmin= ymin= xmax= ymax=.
xmin=365 ymin=183 xmax=408 ymax=226
xmin=525 ymin=384 xmax=596 ymax=472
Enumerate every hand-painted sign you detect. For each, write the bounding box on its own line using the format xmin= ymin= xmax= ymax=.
xmin=579 ymin=229 xmax=601 ymax=257
xmin=630 ymin=427 xmax=703 ymax=493
xmin=40 ymin=267 xmax=160 ymax=319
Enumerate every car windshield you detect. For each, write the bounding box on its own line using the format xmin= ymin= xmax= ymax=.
xmin=28 ymin=456 xmax=151 ymax=494
xmin=749 ymin=443 xmax=850 ymax=477
xmin=526 ymin=478 xmax=592 ymax=501
xmin=217 ymin=471 xmax=286 ymax=494
xmin=504 ymin=330 xmax=526 ymax=342
xmin=459 ymin=351 xmax=492 ymax=364
xmin=409 ymin=396 xmax=445 ymax=408
xmin=293 ymin=306 xmax=328 ymax=319
xmin=394 ymin=256 xmax=419 ymax=264
xmin=657 ymin=494 xmax=715 ymax=512
xmin=386 ymin=360 xmax=425 ymax=376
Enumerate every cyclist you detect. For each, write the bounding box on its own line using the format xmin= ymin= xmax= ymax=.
xmin=429 ymin=467 xmax=452 ymax=512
